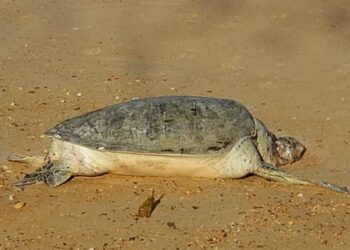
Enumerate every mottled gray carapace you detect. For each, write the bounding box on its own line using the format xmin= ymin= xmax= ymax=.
xmin=45 ymin=96 xmax=256 ymax=154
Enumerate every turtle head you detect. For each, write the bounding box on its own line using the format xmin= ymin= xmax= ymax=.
xmin=274 ymin=136 xmax=306 ymax=166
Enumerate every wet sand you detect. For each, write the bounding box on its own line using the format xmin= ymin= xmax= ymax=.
xmin=1 ymin=0 xmax=350 ymax=249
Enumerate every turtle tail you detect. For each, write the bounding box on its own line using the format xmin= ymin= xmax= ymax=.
xmin=14 ymin=161 xmax=72 ymax=188
xmin=254 ymin=163 xmax=349 ymax=194
xmin=7 ymin=154 xmax=47 ymax=168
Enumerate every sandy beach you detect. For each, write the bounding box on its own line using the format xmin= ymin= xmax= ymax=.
xmin=1 ymin=1 xmax=349 ymax=249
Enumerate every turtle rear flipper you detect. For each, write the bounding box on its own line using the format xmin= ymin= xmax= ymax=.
xmin=14 ymin=161 xmax=72 ymax=188
xmin=254 ymin=163 xmax=349 ymax=194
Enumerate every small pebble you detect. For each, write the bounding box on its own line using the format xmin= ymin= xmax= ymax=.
xmin=1 ymin=165 xmax=9 ymax=171
xmin=77 ymin=93 xmax=82 ymax=97
xmin=14 ymin=201 xmax=26 ymax=209
xmin=297 ymin=193 xmax=303 ymax=197
xmin=28 ymin=135 xmax=36 ymax=140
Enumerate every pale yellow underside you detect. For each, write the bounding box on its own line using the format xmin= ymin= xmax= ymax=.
xmin=50 ymin=137 xmax=261 ymax=179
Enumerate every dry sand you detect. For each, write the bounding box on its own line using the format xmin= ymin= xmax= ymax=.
xmin=1 ymin=0 xmax=350 ymax=249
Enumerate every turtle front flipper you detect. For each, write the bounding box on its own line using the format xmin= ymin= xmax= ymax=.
xmin=7 ymin=154 xmax=47 ymax=169
xmin=254 ymin=163 xmax=349 ymax=194
xmin=14 ymin=161 xmax=73 ymax=188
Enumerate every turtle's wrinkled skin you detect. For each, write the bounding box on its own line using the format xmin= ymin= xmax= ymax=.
xmin=8 ymin=96 xmax=349 ymax=194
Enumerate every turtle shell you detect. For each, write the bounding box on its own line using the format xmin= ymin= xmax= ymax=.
xmin=45 ymin=96 xmax=256 ymax=154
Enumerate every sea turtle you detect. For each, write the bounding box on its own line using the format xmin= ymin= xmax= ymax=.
xmin=8 ymin=96 xmax=349 ymax=193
